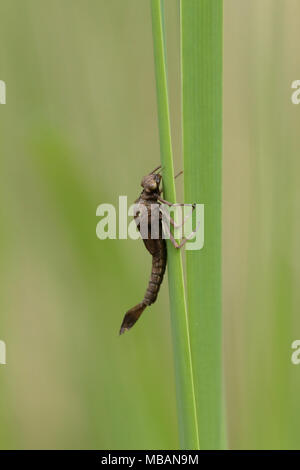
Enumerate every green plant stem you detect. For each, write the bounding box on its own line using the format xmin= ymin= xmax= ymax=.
xmin=150 ymin=0 xmax=199 ymax=450
xmin=181 ymin=0 xmax=224 ymax=449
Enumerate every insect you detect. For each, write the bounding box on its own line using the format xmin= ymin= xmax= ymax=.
xmin=119 ymin=165 xmax=196 ymax=335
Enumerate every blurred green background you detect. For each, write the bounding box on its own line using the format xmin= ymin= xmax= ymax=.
xmin=0 ymin=0 xmax=299 ymax=449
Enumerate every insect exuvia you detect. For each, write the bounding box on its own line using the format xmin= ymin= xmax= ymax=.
xmin=119 ymin=165 xmax=196 ymax=335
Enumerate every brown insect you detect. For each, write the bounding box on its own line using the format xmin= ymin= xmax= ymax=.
xmin=119 ymin=165 xmax=196 ymax=335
